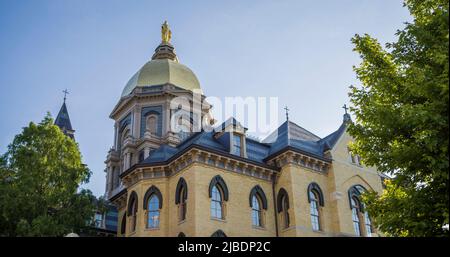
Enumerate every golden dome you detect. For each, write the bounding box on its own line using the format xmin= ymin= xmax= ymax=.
xmin=121 ymin=58 xmax=202 ymax=97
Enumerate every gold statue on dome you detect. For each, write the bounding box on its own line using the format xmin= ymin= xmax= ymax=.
xmin=161 ymin=20 xmax=172 ymax=43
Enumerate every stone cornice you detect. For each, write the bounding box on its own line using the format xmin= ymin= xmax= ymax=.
xmin=268 ymin=150 xmax=330 ymax=174
xmin=110 ymin=84 xmax=209 ymax=119
xmin=109 ymin=188 xmax=127 ymax=209
xmin=119 ymin=147 xmax=277 ymax=189
xmin=264 ymin=146 xmax=331 ymax=164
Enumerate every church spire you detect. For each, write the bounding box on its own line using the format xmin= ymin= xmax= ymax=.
xmin=55 ymin=90 xmax=75 ymax=139
xmin=152 ymin=20 xmax=179 ymax=62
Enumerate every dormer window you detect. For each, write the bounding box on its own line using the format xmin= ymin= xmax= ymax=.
xmin=177 ymin=116 xmax=192 ymax=142
xmin=232 ymin=134 xmax=243 ymax=156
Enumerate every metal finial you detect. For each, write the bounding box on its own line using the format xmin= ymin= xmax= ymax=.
xmin=342 ymin=104 xmax=348 ymax=115
xmin=284 ymin=106 xmax=290 ymax=121
xmin=63 ymin=89 xmax=69 ymax=103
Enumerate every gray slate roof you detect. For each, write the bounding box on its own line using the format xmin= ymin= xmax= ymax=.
xmin=140 ymin=117 xmax=348 ymax=166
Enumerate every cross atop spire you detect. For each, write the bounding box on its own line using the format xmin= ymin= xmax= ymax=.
xmin=63 ymin=89 xmax=69 ymax=103
xmin=284 ymin=106 xmax=290 ymax=121
xmin=342 ymin=104 xmax=351 ymax=123
xmin=342 ymin=104 xmax=348 ymax=115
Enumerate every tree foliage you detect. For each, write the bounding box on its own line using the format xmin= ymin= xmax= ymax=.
xmin=0 ymin=114 xmax=97 ymax=236
xmin=348 ymin=0 xmax=448 ymax=236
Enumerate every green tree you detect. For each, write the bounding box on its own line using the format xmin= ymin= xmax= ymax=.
xmin=0 ymin=113 xmax=97 ymax=236
xmin=348 ymin=0 xmax=448 ymax=236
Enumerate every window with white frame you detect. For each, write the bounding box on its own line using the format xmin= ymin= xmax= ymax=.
xmin=351 ymin=197 xmax=362 ymax=236
xmin=309 ymin=191 xmax=321 ymax=231
xmin=232 ymin=134 xmax=242 ymax=156
xmin=210 ymin=185 xmax=223 ymax=219
xmin=147 ymin=195 xmax=160 ymax=228
xmin=251 ymin=195 xmax=263 ymax=227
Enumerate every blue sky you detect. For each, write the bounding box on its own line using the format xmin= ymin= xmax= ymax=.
xmin=0 ymin=0 xmax=412 ymax=196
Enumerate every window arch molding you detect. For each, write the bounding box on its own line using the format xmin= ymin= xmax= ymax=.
xmin=211 ymin=230 xmax=227 ymax=237
xmin=143 ymin=185 xmax=163 ymax=210
xmin=127 ymin=191 xmax=138 ymax=216
xmin=348 ymin=184 xmax=367 ymax=212
xmin=143 ymin=110 xmax=160 ymax=117
xmin=119 ymin=120 xmax=131 ymax=134
xmin=175 ymin=177 xmax=188 ymax=204
xmin=249 ymin=185 xmax=268 ymax=210
xmin=120 ymin=126 xmax=131 ymax=145
xmin=208 ymin=175 xmax=229 ymax=201
xmin=307 ymin=182 xmax=325 ymax=207
xmin=276 ymin=188 xmax=289 ymax=213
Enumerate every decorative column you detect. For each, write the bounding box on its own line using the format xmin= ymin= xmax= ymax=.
xmin=105 ymin=167 xmax=112 ymax=194
xmin=123 ymin=152 xmax=128 ymax=171
xmin=114 ymin=122 xmax=119 ymax=150
xmin=133 ymin=106 xmax=141 ymax=138
xmin=109 ymin=167 xmax=114 ymax=191
xmin=164 ymin=99 xmax=171 ymax=136
xmin=126 ymin=152 xmax=131 ymax=170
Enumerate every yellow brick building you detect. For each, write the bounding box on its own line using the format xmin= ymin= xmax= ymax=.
xmin=104 ymin=22 xmax=385 ymax=237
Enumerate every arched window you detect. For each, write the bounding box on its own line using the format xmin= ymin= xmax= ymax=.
xmin=121 ymin=128 xmax=130 ymax=147
xmin=211 ymin=185 xmax=223 ymax=219
xmin=251 ymin=195 xmax=262 ymax=227
xmin=348 ymin=184 xmax=372 ymax=236
xmin=127 ymin=192 xmax=138 ymax=233
xmin=120 ymin=213 xmax=126 ymax=235
xmin=211 ymin=230 xmax=227 ymax=237
xmin=178 ymin=232 xmax=186 ymax=237
xmin=281 ymin=195 xmax=289 ymax=228
xmin=146 ymin=115 xmax=158 ymax=135
xmin=143 ymin=186 xmax=163 ymax=229
xmin=351 ymin=197 xmax=362 ymax=236
xmin=249 ymin=185 xmax=267 ymax=227
xmin=309 ymin=190 xmax=321 ymax=231
xmin=307 ymin=183 xmax=324 ymax=231
xmin=130 ymin=200 xmax=137 ymax=232
xmin=364 ymin=208 xmax=373 ymax=236
xmin=118 ymin=121 xmax=130 ymax=150
xmin=277 ymin=188 xmax=290 ymax=228
xmin=147 ymin=195 xmax=160 ymax=228
xmin=208 ymin=175 xmax=229 ymax=220
xmin=175 ymin=177 xmax=188 ymax=221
